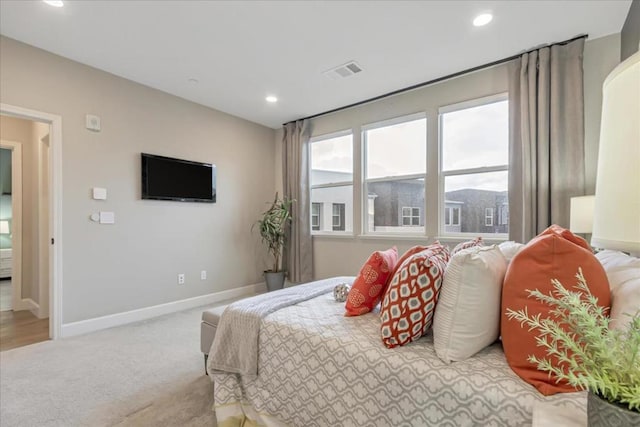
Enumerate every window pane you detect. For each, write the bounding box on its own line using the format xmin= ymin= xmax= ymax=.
xmin=311 ymin=203 xmax=321 ymax=231
xmin=311 ymin=186 xmax=352 ymax=232
xmin=442 ymin=100 xmax=508 ymax=171
xmin=366 ymin=178 xmax=425 ymax=233
xmin=365 ymin=118 xmax=426 ymax=179
xmin=311 ymin=134 xmax=353 ymax=185
xmin=444 ymin=171 xmax=508 ymax=234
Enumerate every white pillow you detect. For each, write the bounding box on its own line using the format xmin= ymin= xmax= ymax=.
xmin=498 ymin=241 xmax=525 ymax=264
xmin=433 ymin=245 xmax=508 ymax=363
xmin=596 ymin=250 xmax=640 ymax=330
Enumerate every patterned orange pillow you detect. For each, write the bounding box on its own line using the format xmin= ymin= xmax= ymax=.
xmin=451 ymin=237 xmax=483 ymax=256
xmin=345 ymin=247 xmax=399 ymax=316
xmin=380 ymin=243 xmax=450 ymax=348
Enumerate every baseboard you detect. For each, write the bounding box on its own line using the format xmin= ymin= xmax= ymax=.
xmin=13 ymin=298 xmax=39 ymax=314
xmin=61 ymin=282 xmax=266 ymax=338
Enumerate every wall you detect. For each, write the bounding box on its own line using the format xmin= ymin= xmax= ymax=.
xmin=583 ymin=34 xmax=623 ymax=194
xmin=0 ymin=36 xmax=276 ymax=323
xmin=0 ymin=115 xmax=42 ymax=303
xmin=622 ymin=0 xmax=640 ymax=60
xmin=275 ymin=35 xmax=621 ymax=280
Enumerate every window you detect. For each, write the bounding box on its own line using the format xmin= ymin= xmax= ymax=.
xmin=332 ymin=203 xmax=345 ymax=231
xmin=401 ymin=207 xmax=420 ymax=226
xmin=310 ymin=133 xmax=353 ymax=233
xmin=485 ymin=208 xmax=494 ymax=226
xmin=311 ymin=203 xmax=322 ymax=231
xmin=499 ymin=204 xmax=509 ymax=225
xmin=444 ymin=206 xmax=461 ymax=226
xmin=363 ymin=115 xmax=427 ymax=234
xmin=440 ymin=95 xmax=509 ymax=235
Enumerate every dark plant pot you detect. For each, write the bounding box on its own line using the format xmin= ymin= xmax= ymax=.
xmin=588 ymin=392 xmax=640 ymax=427
xmin=264 ymin=271 xmax=285 ymax=292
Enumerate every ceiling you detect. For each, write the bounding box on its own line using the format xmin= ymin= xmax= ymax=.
xmin=0 ymin=1 xmax=631 ymax=129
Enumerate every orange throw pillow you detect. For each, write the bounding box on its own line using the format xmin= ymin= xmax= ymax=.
xmin=393 ymin=244 xmax=433 ymax=275
xmin=380 ymin=243 xmax=450 ymax=348
xmin=345 ymin=247 xmax=399 ymax=316
xmin=501 ymin=225 xmax=610 ymax=395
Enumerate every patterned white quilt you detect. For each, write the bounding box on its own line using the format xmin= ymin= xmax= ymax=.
xmin=212 ymin=290 xmax=585 ymax=427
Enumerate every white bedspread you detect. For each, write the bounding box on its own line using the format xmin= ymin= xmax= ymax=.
xmin=207 ymin=276 xmax=354 ymax=377
xmin=212 ymin=289 xmax=586 ymax=426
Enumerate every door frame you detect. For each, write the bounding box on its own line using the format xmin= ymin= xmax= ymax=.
xmin=0 ymin=140 xmax=23 ymax=313
xmin=1 ymin=103 xmax=63 ymax=339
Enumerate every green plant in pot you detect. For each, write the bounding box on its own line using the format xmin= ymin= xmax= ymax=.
xmin=506 ymin=269 xmax=639 ymax=427
xmin=254 ymin=193 xmax=293 ymax=292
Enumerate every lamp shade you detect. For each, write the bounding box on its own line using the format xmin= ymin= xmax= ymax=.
xmin=0 ymin=220 xmax=8 ymax=235
xmin=570 ymin=195 xmax=595 ymax=234
xmin=591 ymin=51 xmax=640 ymax=254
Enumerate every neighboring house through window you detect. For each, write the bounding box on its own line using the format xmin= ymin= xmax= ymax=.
xmin=311 ymin=202 xmax=322 ymax=231
xmin=440 ymin=95 xmax=509 ymax=236
xmin=485 ymin=208 xmax=494 ymax=226
xmin=401 ymin=207 xmax=420 ymax=226
xmin=332 ymin=203 xmax=345 ymax=231
xmin=310 ymin=132 xmax=353 ymax=233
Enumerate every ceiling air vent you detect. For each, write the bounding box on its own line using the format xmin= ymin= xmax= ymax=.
xmin=323 ymin=61 xmax=363 ymax=80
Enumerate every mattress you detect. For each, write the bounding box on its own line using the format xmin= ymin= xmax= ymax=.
xmin=212 ymin=291 xmax=585 ymax=427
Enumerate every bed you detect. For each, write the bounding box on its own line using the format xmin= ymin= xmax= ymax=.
xmin=207 ymin=277 xmax=585 ymax=427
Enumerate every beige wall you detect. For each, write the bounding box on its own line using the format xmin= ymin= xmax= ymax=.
xmin=274 ymin=35 xmax=622 ymax=280
xmin=0 ymin=36 xmax=277 ymax=323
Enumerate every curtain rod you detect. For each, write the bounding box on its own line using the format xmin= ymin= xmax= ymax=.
xmin=283 ymin=33 xmax=588 ymax=126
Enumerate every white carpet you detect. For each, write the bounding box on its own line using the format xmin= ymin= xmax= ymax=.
xmin=0 ymin=279 xmax=11 ymax=311
xmin=0 ymin=302 xmax=229 ymax=427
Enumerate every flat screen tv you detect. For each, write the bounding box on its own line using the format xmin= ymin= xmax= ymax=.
xmin=141 ymin=153 xmax=216 ymax=203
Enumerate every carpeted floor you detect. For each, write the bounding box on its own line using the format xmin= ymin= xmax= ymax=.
xmin=0 ymin=301 xmax=230 ymax=427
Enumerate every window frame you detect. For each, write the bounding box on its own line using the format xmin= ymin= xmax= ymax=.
xmin=485 ymin=208 xmax=494 ymax=226
xmin=438 ymin=93 xmax=509 ymax=239
xmin=311 ymin=202 xmax=322 ymax=231
xmin=332 ymin=203 xmax=345 ymax=231
xmin=401 ymin=206 xmax=421 ymax=227
xmin=309 ymin=130 xmax=354 ymax=235
xmin=444 ymin=206 xmax=461 ymax=226
xmin=362 ymin=112 xmax=427 ymax=236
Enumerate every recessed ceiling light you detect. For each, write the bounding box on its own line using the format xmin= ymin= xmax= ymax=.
xmin=473 ymin=13 xmax=493 ymax=27
xmin=43 ymin=0 xmax=64 ymax=7
xmin=265 ymin=96 xmax=278 ymax=103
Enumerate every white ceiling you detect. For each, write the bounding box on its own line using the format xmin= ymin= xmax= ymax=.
xmin=0 ymin=1 xmax=631 ymax=129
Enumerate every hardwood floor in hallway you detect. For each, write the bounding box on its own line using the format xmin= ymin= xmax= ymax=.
xmin=0 ymin=310 xmax=49 ymax=351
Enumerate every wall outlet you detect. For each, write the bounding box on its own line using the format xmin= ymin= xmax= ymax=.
xmin=178 ymin=273 xmax=185 ymax=285
xmin=200 ymin=270 xmax=207 ymax=280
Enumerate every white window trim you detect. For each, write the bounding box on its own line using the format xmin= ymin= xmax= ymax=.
xmin=311 ymin=203 xmax=321 ymax=230
xmin=438 ymin=93 xmax=509 ymax=238
xmin=362 ymin=113 xmax=427 ymax=236
xmin=332 ymin=203 xmax=345 ymax=231
xmin=485 ymin=208 xmax=494 ymax=226
xmin=401 ymin=206 xmax=421 ymax=226
xmin=444 ymin=206 xmax=461 ymax=226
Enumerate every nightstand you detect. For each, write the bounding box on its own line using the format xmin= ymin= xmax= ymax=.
xmin=0 ymin=248 xmax=12 ymax=279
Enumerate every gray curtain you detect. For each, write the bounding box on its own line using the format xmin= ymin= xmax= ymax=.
xmin=508 ymin=38 xmax=586 ymax=243
xmin=282 ymin=120 xmax=313 ymax=284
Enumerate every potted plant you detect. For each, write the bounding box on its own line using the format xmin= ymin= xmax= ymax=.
xmin=254 ymin=193 xmax=293 ymax=292
xmin=506 ymin=269 xmax=640 ymax=427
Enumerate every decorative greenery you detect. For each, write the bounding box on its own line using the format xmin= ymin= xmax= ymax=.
xmin=506 ymin=268 xmax=640 ymax=412
xmin=254 ymin=193 xmax=293 ymax=273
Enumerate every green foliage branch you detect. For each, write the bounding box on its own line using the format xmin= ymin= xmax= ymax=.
xmin=506 ymin=268 xmax=640 ymax=412
xmin=254 ymin=193 xmax=293 ymax=273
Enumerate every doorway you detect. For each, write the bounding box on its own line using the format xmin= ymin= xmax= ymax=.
xmin=0 ymin=115 xmax=51 ymax=350
xmin=0 ymin=104 xmax=61 ymax=351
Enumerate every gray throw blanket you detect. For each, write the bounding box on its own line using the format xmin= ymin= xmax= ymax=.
xmin=207 ymin=276 xmax=354 ymax=378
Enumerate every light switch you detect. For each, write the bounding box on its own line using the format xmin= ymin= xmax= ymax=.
xmin=92 ymin=187 xmax=107 ymax=200
xmin=99 ymin=211 xmax=115 ymax=224
xmin=86 ymin=114 xmax=101 ymax=132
